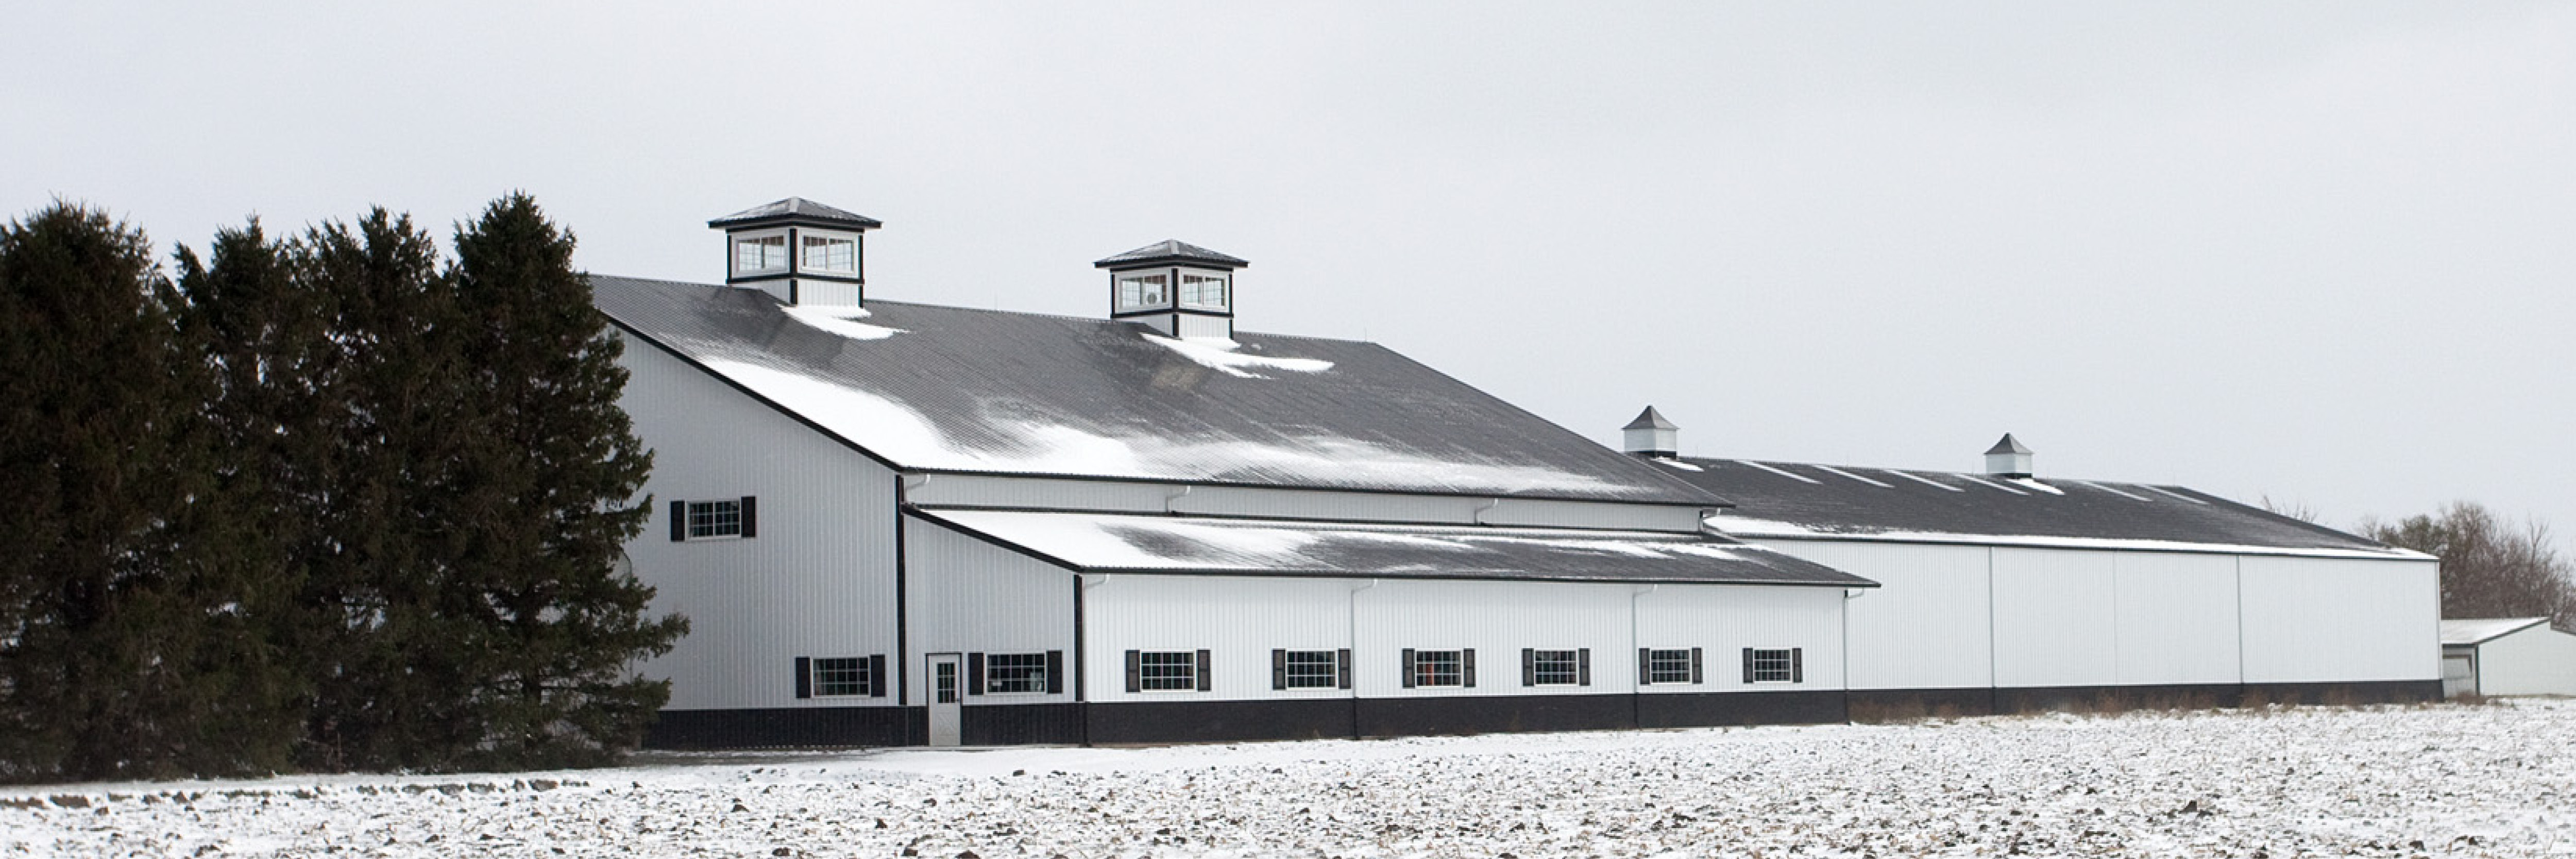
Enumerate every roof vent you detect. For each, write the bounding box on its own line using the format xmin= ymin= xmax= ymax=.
xmin=709 ymin=197 xmax=880 ymax=307
xmin=1984 ymin=433 xmax=2034 ymax=478
xmin=1623 ymin=406 xmax=1680 ymax=459
xmin=1095 ymin=240 xmax=1247 ymax=339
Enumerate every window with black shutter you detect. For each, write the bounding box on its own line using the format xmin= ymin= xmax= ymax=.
xmin=1045 ymin=650 xmax=1064 ymax=694
xmin=738 ymin=496 xmax=757 ymax=538
xmin=794 ymin=656 xmax=811 ymax=699
xmin=1401 ymin=649 xmax=1417 ymax=688
xmin=1463 ymin=648 xmax=1477 ymax=688
xmin=1195 ymin=649 xmax=1212 ymax=691
xmin=677 ymin=498 xmax=753 ymax=541
xmin=967 ymin=652 xmax=986 ymax=696
xmin=1336 ymin=648 xmax=1352 ymax=689
xmin=1273 ymin=649 xmax=1288 ymax=690
xmin=869 ymin=654 xmax=888 ymax=697
xmin=1281 ymin=650 xmax=1336 ymax=689
xmin=1748 ymin=648 xmax=1797 ymax=683
xmin=1124 ymin=649 xmax=1142 ymax=693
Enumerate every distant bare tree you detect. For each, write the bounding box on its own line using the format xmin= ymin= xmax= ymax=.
xmin=2260 ymin=495 xmax=2321 ymax=524
xmin=2361 ymin=502 xmax=2573 ymax=631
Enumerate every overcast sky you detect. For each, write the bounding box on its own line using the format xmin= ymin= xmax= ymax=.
xmin=9 ymin=2 xmax=2572 ymax=545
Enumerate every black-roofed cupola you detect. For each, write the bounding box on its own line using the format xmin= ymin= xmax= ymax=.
xmin=1094 ymin=240 xmax=1247 ymax=339
xmin=710 ymin=197 xmax=880 ymax=307
xmin=1985 ymin=433 xmax=2035 ymax=479
xmin=1623 ymin=406 xmax=1680 ymax=459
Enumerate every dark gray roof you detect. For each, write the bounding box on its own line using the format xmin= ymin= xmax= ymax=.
xmin=1650 ymin=457 xmax=2419 ymax=558
xmin=1625 ymin=406 xmax=1678 ymax=431
xmin=918 ymin=509 xmax=1873 ymax=587
xmin=1093 ymin=240 xmax=1249 ymax=271
xmin=593 ymin=276 xmax=1728 ymax=505
xmin=707 ymin=197 xmax=883 ymax=230
xmin=1985 ymin=433 xmax=2032 ymax=456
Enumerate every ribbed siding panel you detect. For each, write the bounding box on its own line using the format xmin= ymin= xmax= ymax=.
xmin=2112 ymin=552 xmax=2241 ymax=685
xmin=1758 ymin=540 xmax=1989 ymax=691
xmin=903 ymin=516 xmax=1078 ymax=707
xmin=2240 ymin=556 xmax=2439 ymax=683
xmin=617 ymin=335 xmax=900 ymax=711
xmin=1633 ymin=585 xmax=1845 ymax=693
xmin=1991 ymin=548 xmax=2119 ymax=688
xmin=1081 ymin=575 xmax=1353 ymax=704
xmin=1351 ymin=580 xmax=1633 ymax=700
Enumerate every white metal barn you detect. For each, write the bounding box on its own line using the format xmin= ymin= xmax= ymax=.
xmin=1621 ymin=416 xmax=2443 ymax=714
xmin=600 ymin=199 xmax=1875 ymax=748
xmin=2441 ymin=619 xmax=2576 ymax=698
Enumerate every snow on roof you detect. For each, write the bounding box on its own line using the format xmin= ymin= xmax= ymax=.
xmin=706 ymin=197 xmax=882 ymax=230
xmin=1667 ymin=458 xmax=2425 ymax=560
xmin=916 ymin=509 xmax=1875 ymax=586
xmin=594 ymin=277 xmax=1726 ymax=504
xmin=2442 ymin=618 xmax=2552 ymax=646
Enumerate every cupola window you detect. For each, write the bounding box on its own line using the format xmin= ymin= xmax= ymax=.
xmin=1179 ymin=272 xmax=1228 ymax=310
xmin=801 ymin=234 xmax=857 ymax=274
xmin=1117 ymin=273 xmax=1170 ymax=309
xmin=735 ymin=234 xmax=789 ymax=273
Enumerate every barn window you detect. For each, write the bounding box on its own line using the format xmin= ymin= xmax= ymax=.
xmin=1645 ymin=648 xmax=1700 ymax=685
xmin=1280 ymin=650 xmax=1338 ymax=689
xmin=800 ymin=234 xmax=857 ymax=274
xmin=1411 ymin=649 xmax=1466 ymax=687
xmin=1526 ymin=649 xmax=1584 ymax=686
xmin=985 ymin=652 xmax=1051 ymax=694
xmin=1748 ymin=648 xmax=1799 ymax=683
xmin=674 ymin=497 xmax=756 ymax=541
xmin=1138 ymin=651 xmax=1199 ymax=691
xmin=1116 ymin=273 xmax=1169 ymax=309
xmin=810 ymin=657 xmax=870 ymax=697
xmin=735 ymin=233 xmax=789 ymax=273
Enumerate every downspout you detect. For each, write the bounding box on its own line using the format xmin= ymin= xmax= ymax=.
xmin=1471 ymin=498 xmax=1500 ymax=526
xmin=1164 ymin=485 xmax=1192 ymax=515
xmin=1349 ymin=579 xmax=1379 ymax=738
xmin=1843 ymin=587 xmax=1867 ymax=720
xmin=1078 ymin=573 xmax=1111 ymax=746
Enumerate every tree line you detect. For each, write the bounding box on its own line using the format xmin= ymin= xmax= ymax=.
xmin=0 ymin=195 xmax=685 ymax=783
xmin=2362 ymin=502 xmax=2574 ymax=633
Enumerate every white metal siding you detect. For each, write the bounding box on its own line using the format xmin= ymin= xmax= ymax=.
xmin=2471 ymin=625 xmax=2576 ymax=696
xmin=618 ymin=335 xmax=900 ymax=711
xmin=1352 ymin=580 xmax=1637 ymax=699
xmin=1758 ymin=540 xmax=1991 ymax=691
xmin=1990 ymin=548 xmax=2120 ymax=688
xmin=902 ymin=517 xmax=1079 ymax=707
xmin=2239 ymin=556 xmax=2439 ymax=683
xmin=2111 ymin=553 xmax=2242 ymax=686
xmin=1079 ymin=575 xmax=1355 ymax=704
xmin=1633 ymin=584 xmax=1846 ymax=693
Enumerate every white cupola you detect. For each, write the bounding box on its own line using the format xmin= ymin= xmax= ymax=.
xmin=1623 ymin=406 xmax=1680 ymax=458
xmin=1984 ymin=433 xmax=2035 ymax=478
xmin=709 ymin=197 xmax=880 ymax=307
xmin=1094 ymin=240 xmax=1247 ymax=339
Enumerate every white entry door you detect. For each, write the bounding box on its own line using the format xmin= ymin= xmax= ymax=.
xmin=927 ymin=653 xmax=963 ymax=747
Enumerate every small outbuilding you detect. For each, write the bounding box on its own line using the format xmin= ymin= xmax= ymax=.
xmin=2441 ymin=618 xmax=2576 ymax=698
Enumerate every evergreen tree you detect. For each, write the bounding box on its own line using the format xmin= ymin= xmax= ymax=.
xmin=439 ymin=193 xmax=681 ymax=768
xmin=0 ymin=203 xmax=296 ymax=781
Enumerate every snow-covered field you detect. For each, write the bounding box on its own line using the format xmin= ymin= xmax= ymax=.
xmin=5 ymin=700 xmax=2570 ymax=857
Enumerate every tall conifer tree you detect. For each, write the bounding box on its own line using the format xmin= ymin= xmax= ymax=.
xmin=440 ymin=193 xmax=681 ymax=768
xmin=0 ymin=204 xmax=296 ymax=781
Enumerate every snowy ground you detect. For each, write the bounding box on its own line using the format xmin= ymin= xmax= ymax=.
xmin=4 ymin=700 xmax=2571 ymax=857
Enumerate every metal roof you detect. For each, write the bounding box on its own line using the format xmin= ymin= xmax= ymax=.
xmin=1624 ymin=406 xmax=1678 ymax=431
xmin=916 ymin=509 xmax=1874 ymax=586
xmin=707 ymin=197 xmax=884 ymax=230
xmin=593 ymin=276 xmax=1729 ymax=505
xmin=1093 ymin=240 xmax=1249 ymax=271
xmin=1985 ymin=433 xmax=2033 ymax=456
xmin=2441 ymin=617 xmax=2553 ymax=646
xmin=1652 ymin=457 xmax=2421 ymax=559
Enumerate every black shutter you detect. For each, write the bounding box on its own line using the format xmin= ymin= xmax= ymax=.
xmin=1336 ymin=648 xmax=1352 ymax=689
xmin=1401 ymin=649 xmax=1416 ymax=688
xmin=1637 ymin=648 xmax=1651 ymax=686
xmin=1463 ymin=649 xmax=1477 ymax=688
xmin=1791 ymin=648 xmax=1804 ymax=683
xmin=1742 ymin=648 xmax=1755 ymax=684
xmin=1521 ymin=648 xmax=1536 ymax=687
xmin=967 ymin=652 xmax=985 ymax=696
xmin=738 ymin=496 xmax=757 ymax=538
xmin=1689 ymin=647 xmax=1704 ymax=685
xmin=1272 ymin=649 xmax=1287 ymax=690
xmin=1195 ymin=649 xmax=1212 ymax=692
xmin=794 ymin=656 xmax=811 ymax=699
xmin=1046 ymin=650 xmax=1064 ymax=695
xmin=1579 ymin=648 xmax=1591 ymax=686
xmin=1124 ymin=650 xmax=1141 ymax=693
xmin=869 ymin=654 xmax=888 ymax=698
xmin=670 ymin=501 xmax=686 ymax=542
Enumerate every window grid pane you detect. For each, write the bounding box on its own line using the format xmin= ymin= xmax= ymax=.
xmin=812 ymin=656 xmax=868 ymax=697
xmin=1284 ymin=650 xmax=1337 ymax=689
xmin=686 ymin=500 xmax=741 ymax=539
xmin=1648 ymin=649 xmax=1693 ymax=684
xmin=801 ymin=236 xmax=855 ymax=273
xmin=1532 ymin=649 xmax=1579 ymax=685
xmin=736 ymin=235 xmax=787 ymax=272
xmin=1414 ymin=650 xmax=1463 ymax=687
xmin=1119 ymin=274 xmax=1167 ymax=308
xmin=1752 ymin=648 xmax=1794 ymax=683
xmin=1179 ymin=274 xmax=1227 ymax=309
xmin=1139 ymin=651 xmax=1196 ymax=691
xmin=986 ymin=653 xmax=1049 ymax=694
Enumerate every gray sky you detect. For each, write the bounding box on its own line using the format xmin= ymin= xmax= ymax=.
xmin=10 ymin=2 xmax=2572 ymax=545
